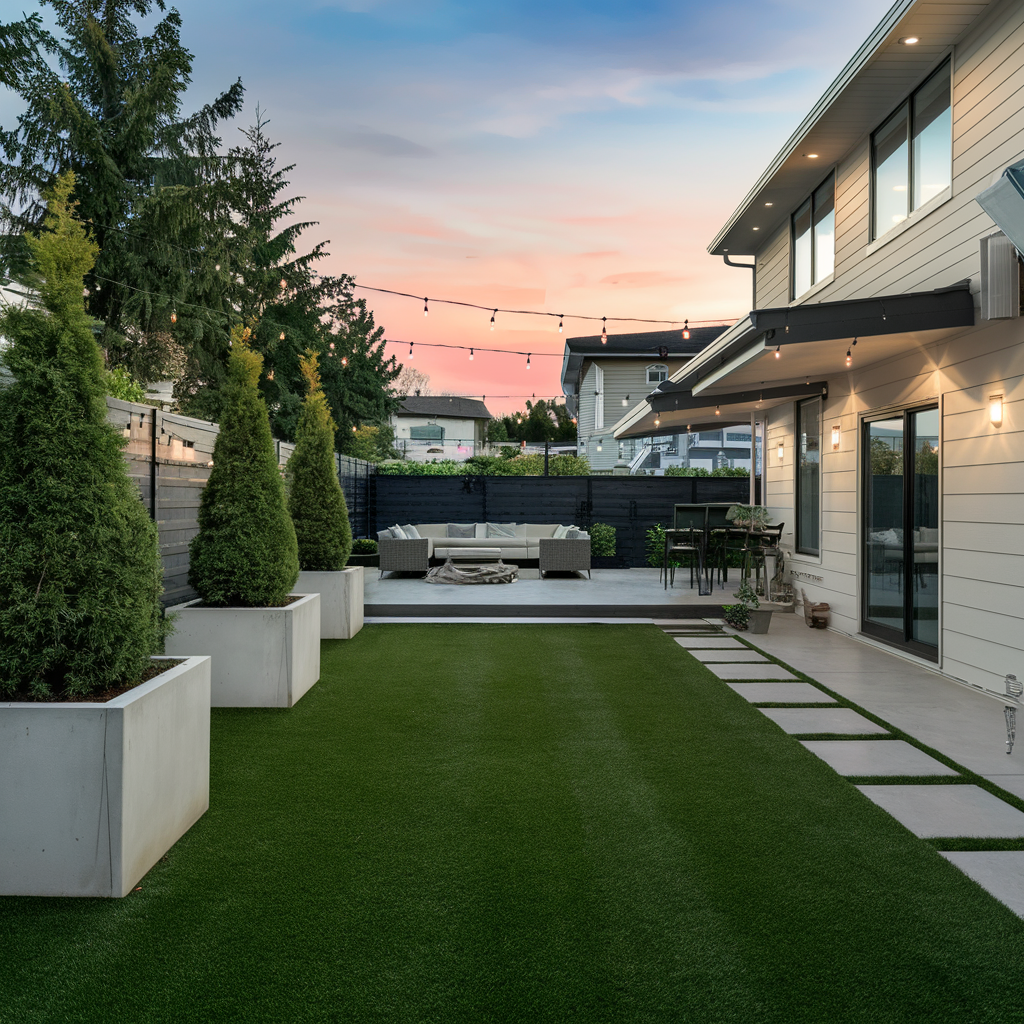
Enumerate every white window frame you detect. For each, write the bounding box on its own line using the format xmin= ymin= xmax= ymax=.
xmin=646 ymin=363 xmax=668 ymax=385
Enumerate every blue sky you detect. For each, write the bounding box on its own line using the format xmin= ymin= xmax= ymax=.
xmin=3 ymin=0 xmax=896 ymax=409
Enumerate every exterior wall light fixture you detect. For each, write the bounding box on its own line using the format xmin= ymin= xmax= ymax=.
xmin=776 ymin=439 xmax=784 ymax=462
xmin=990 ymin=393 xmax=1004 ymax=426
xmin=831 ymin=424 xmax=841 ymax=451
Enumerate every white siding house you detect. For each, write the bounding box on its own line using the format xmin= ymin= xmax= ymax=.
xmin=391 ymin=396 xmax=491 ymax=463
xmin=615 ymin=0 xmax=1024 ymax=694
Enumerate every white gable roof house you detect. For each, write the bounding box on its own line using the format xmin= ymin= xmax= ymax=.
xmin=615 ymin=0 xmax=1024 ymax=694
xmin=391 ymin=395 xmax=492 ymax=463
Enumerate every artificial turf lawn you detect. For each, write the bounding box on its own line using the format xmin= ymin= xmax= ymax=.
xmin=3 ymin=624 xmax=1024 ymax=1023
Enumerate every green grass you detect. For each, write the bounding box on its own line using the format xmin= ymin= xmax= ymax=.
xmin=2 ymin=623 xmax=1024 ymax=1022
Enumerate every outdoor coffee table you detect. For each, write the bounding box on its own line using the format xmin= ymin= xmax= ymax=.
xmin=425 ymin=558 xmax=518 ymax=584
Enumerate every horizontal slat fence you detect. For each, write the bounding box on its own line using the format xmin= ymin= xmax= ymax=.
xmin=106 ymin=398 xmax=375 ymax=606
xmin=372 ymin=475 xmax=757 ymax=567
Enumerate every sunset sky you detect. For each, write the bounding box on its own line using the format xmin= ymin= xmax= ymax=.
xmin=12 ymin=0 xmax=895 ymax=415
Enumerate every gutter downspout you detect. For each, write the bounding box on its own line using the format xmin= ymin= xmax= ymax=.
xmin=723 ymin=254 xmax=756 ymax=309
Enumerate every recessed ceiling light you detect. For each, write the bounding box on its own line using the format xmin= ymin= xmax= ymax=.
xmin=898 ymin=36 xmax=919 ymax=45
xmin=752 ymin=226 xmax=760 ymax=231
xmin=765 ymin=202 xmax=773 ymax=207
xmin=806 ymin=153 xmax=819 ymax=159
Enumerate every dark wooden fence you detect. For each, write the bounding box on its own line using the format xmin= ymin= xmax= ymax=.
xmin=372 ymin=474 xmax=758 ymax=567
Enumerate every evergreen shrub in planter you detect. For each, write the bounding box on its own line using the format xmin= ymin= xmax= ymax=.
xmin=166 ymin=327 xmax=320 ymax=706
xmin=590 ymin=522 xmax=626 ymax=568
xmin=0 ymin=174 xmax=210 ymax=896
xmin=289 ymin=351 xmax=362 ymax=639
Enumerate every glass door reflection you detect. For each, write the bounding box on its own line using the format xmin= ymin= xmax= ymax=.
xmin=862 ymin=407 xmax=938 ymax=660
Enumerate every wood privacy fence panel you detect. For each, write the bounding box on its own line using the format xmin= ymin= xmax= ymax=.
xmin=372 ymin=475 xmax=756 ymax=567
xmin=106 ymin=398 xmax=375 ymax=605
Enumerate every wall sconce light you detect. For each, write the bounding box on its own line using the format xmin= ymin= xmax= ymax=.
xmin=596 ymin=441 xmax=603 ymax=452
xmin=776 ymin=439 xmax=784 ymax=462
xmin=990 ymin=393 xmax=1004 ymax=426
xmin=831 ymin=424 xmax=841 ymax=451
xmin=622 ymin=394 xmax=630 ymax=407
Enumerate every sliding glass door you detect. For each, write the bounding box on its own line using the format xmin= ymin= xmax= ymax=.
xmin=862 ymin=407 xmax=939 ymax=659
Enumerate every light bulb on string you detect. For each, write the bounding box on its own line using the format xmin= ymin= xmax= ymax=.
xmin=215 ymin=263 xmax=220 ymax=271
xmin=279 ymin=331 xmax=285 ymax=341
xmin=845 ymin=348 xmax=852 ymax=367
xmin=600 ymin=318 xmax=608 ymax=344
xmin=490 ymin=309 xmax=496 ymax=331
xmin=423 ymin=297 xmax=429 ymax=317
xmin=682 ymin=319 xmax=690 ymax=340
xmin=341 ymin=356 xmax=348 ymax=367
xmin=280 ymin=278 xmax=287 ymax=290
xmin=775 ymin=345 xmax=781 ymax=359
xmin=330 ymin=342 xmax=335 ymax=349
xmin=409 ymin=343 xmax=414 ymax=359
xmin=469 ymin=348 xmax=474 ymax=361
xmin=170 ymin=311 xmax=177 ymax=324
xmin=715 ymin=405 xmax=720 ymax=415
xmin=526 ymin=353 xmax=531 ymax=370
xmin=558 ymin=315 xmax=564 ymax=333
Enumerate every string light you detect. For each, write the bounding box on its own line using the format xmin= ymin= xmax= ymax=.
xmin=409 ymin=342 xmax=414 ymax=359
xmin=715 ymin=405 xmax=720 ymax=415
xmin=329 ymin=342 xmax=335 ymax=349
xmin=490 ymin=309 xmax=496 ymax=331
xmin=214 ymin=263 xmax=220 ymax=271
xmin=775 ymin=345 xmax=781 ymax=359
xmin=845 ymin=348 xmax=852 ymax=367
xmin=558 ymin=316 xmax=564 ymax=333
xmin=423 ymin=297 xmax=429 ymax=317
xmin=279 ymin=331 xmax=285 ymax=340
xmin=682 ymin=320 xmax=690 ymax=340
xmin=280 ymin=278 xmax=287 ymax=290
xmin=341 ymin=356 xmax=348 ymax=366
xmin=526 ymin=353 xmax=531 ymax=370
xmin=170 ymin=311 xmax=177 ymax=323
xmin=469 ymin=348 xmax=474 ymax=361
xmin=601 ymin=318 xmax=608 ymax=343
xmin=653 ymin=417 xmax=660 ymax=427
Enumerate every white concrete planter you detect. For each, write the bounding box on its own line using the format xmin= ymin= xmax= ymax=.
xmin=0 ymin=656 xmax=211 ymax=898
xmin=165 ymin=593 xmax=320 ymax=708
xmin=297 ymin=566 xmax=363 ymax=639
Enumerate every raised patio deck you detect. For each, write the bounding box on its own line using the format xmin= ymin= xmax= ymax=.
xmin=364 ymin=566 xmax=780 ymax=619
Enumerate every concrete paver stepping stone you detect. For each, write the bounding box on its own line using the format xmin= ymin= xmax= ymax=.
xmin=672 ymin=637 xmax=744 ymax=649
xmin=857 ymin=785 xmax=1024 ymax=838
xmin=759 ymin=707 xmax=887 ymax=734
xmin=706 ymin=664 xmax=799 ymax=681
xmin=941 ymin=852 xmax=1024 ymax=918
xmin=802 ymin=739 xmax=957 ymax=776
xmin=691 ymin=649 xmax=769 ymax=663
xmin=729 ymin=682 xmax=836 ymax=704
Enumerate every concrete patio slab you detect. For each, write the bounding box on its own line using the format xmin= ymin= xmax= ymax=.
xmin=673 ymin=637 xmax=746 ymax=649
xmin=857 ymin=785 xmax=1024 ymax=838
xmin=728 ymin=682 xmax=836 ymax=703
xmin=759 ymin=707 xmax=888 ymax=734
xmin=705 ymin=664 xmax=799 ymax=681
xmin=802 ymin=739 xmax=957 ymax=776
xmin=691 ymin=648 xmax=769 ymax=663
xmin=941 ymin=852 xmax=1024 ymax=917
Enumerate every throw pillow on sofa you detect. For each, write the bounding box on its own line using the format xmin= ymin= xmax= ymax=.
xmin=486 ymin=523 xmax=516 ymax=538
xmin=447 ymin=523 xmax=475 ymax=538
xmin=402 ymin=524 xmax=421 ymax=538
xmin=390 ymin=524 xmax=407 ymax=539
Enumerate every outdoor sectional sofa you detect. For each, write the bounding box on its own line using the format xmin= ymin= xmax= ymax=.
xmin=376 ymin=523 xmax=591 ymax=577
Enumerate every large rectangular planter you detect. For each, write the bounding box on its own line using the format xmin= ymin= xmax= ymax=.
xmin=165 ymin=593 xmax=320 ymax=708
xmin=297 ymin=567 xmax=364 ymax=639
xmin=0 ymin=656 xmax=211 ymax=898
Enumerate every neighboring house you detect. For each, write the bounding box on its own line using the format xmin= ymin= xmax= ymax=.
xmin=391 ymin=395 xmax=491 ymax=463
xmin=615 ymin=0 xmax=1024 ymax=694
xmin=561 ymin=327 xmax=736 ymax=473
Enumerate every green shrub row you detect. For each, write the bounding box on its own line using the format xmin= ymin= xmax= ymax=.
xmin=377 ymin=453 xmax=591 ymax=476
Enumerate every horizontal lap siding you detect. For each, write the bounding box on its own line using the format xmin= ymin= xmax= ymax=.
xmin=755 ymin=225 xmax=789 ymax=308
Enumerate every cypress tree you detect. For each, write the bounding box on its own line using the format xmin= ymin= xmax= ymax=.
xmin=188 ymin=325 xmax=299 ymax=607
xmin=288 ymin=351 xmax=352 ymax=571
xmin=0 ymin=172 xmax=169 ymax=698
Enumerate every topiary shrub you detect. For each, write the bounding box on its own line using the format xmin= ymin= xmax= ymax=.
xmin=287 ymin=350 xmax=352 ymax=571
xmin=0 ymin=173 xmax=170 ymax=698
xmin=351 ymin=538 xmax=378 ymax=555
xmin=590 ymin=522 xmax=616 ymax=557
xmin=188 ymin=325 xmax=299 ymax=606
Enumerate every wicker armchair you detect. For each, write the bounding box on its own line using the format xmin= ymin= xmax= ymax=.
xmin=378 ymin=537 xmax=429 ymax=575
xmin=538 ymin=537 xmax=591 ymax=578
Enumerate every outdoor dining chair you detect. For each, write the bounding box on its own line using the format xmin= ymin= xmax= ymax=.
xmin=664 ymin=505 xmax=707 ymax=590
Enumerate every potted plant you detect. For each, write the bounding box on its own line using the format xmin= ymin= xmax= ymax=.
xmin=722 ymin=580 xmax=773 ymax=633
xmin=590 ymin=522 xmax=624 ymax=568
xmin=165 ymin=326 xmax=319 ymax=707
xmin=0 ymin=174 xmax=210 ymax=897
xmin=289 ymin=350 xmax=362 ymax=639
xmin=347 ymin=538 xmax=379 ymax=567
xmin=726 ymin=504 xmax=772 ymax=530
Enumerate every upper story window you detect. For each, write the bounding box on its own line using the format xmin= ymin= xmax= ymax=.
xmin=792 ymin=172 xmax=835 ymax=298
xmin=646 ymin=363 xmax=668 ymax=384
xmin=871 ymin=58 xmax=951 ymax=240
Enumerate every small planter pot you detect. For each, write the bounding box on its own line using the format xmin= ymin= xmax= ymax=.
xmin=165 ymin=593 xmax=320 ymax=708
xmin=747 ymin=609 xmax=773 ymax=634
xmin=297 ymin=567 xmax=363 ymax=640
xmin=0 ymin=656 xmax=211 ymax=898
xmin=347 ymin=553 xmax=379 ymax=568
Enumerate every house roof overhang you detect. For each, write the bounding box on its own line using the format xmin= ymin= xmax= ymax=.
xmin=612 ymin=281 xmax=974 ymax=440
xmin=709 ymin=0 xmax=996 ymax=256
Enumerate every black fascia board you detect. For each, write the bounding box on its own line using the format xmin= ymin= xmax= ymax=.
xmin=675 ymin=280 xmax=974 ymax=391
xmin=649 ymin=380 xmax=828 ymax=415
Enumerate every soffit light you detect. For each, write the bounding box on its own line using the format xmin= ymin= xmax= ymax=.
xmin=898 ymin=36 xmax=919 ymax=45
